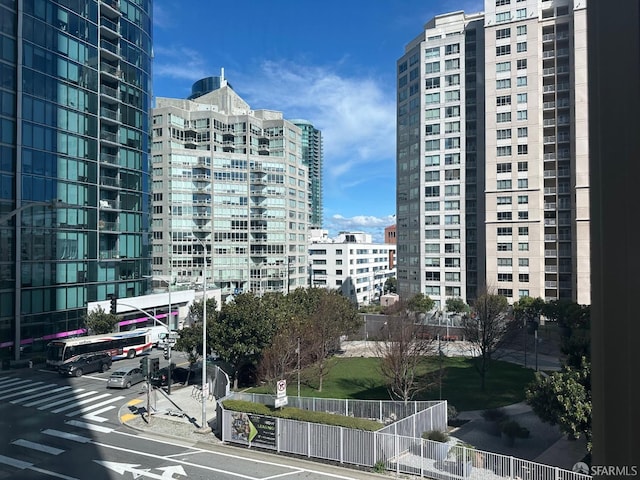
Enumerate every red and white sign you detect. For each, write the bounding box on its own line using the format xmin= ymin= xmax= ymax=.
xmin=276 ymin=379 xmax=287 ymax=398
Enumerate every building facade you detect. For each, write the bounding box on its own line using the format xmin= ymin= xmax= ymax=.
xmin=396 ymin=0 xmax=589 ymax=306
xmin=291 ymin=119 xmax=323 ymax=229
xmin=0 ymin=0 xmax=154 ymax=359
xmin=151 ymin=75 xmax=309 ymax=297
xmin=309 ymin=230 xmax=396 ymax=306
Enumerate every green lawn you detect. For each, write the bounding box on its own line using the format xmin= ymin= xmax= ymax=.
xmin=248 ymin=356 xmax=536 ymax=412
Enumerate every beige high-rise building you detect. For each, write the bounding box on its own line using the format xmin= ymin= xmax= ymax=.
xmin=397 ymin=0 xmax=590 ymax=306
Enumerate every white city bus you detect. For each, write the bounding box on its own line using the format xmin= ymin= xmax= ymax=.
xmin=46 ymin=328 xmax=153 ymax=369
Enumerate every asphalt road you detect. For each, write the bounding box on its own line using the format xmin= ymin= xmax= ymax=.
xmin=1 ymin=357 xmax=382 ymax=480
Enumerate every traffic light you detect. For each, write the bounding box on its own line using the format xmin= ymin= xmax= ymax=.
xmin=163 ymin=344 xmax=170 ymax=360
xmin=140 ymin=357 xmax=149 ymax=377
xmin=110 ymin=295 xmax=117 ymax=315
xmin=150 ymin=357 xmax=159 ymax=376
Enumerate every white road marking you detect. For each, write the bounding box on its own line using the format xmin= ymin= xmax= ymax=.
xmin=11 ymin=385 xmax=72 ymax=404
xmin=42 ymin=429 xmax=92 ymax=443
xmin=66 ymin=395 xmax=124 ymax=417
xmin=81 ymin=405 xmax=116 ymax=422
xmin=0 ymin=383 xmax=50 ymax=401
xmin=0 ymin=453 xmax=32 ymax=469
xmin=40 ymin=390 xmax=97 ymax=410
xmin=51 ymin=393 xmax=111 ymax=413
xmin=0 ymin=381 xmax=43 ymax=398
xmin=65 ymin=419 xmax=113 ymax=433
xmin=23 ymin=388 xmax=85 ymax=407
xmin=12 ymin=439 xmax=65 ymax=455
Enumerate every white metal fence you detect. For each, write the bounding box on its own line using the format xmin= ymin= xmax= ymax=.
xmin=220 ymin=393 xmax=591 ymax=480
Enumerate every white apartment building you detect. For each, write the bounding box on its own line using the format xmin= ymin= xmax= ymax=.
xmin=397 ymin=0 xmax=590 ymax=306
xmin=151 ymin=74 xmax=310 ymax=297
xmin=309 ymin=230 xmax=396 ymax=306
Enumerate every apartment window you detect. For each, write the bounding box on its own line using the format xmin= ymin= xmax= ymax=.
xmin=445 ymin=106 xmax=460 ymax=118
xmin=426 ymin=108 xmax=440 ymax=120
xmin=445 ymin=214 xmax=460 ymax=225
xmin=517 ymin=127 xmax=528 ymax=138
xmin=517 ymin=93 xmax=528 ymax=104
xmin=496 ymin=0 xmax=510 ymax=6
xmin=445 ymin=169 xmax=460 ymax=180
xmin=425 ymin=245 xmax=440 ymax=254
xmin=497 ymin=226 xmax=513 ymax=235
xmin=445 ymin=121 xmax=460 ymax=133
xmin=496 ymin=45 xmax=511 ymax=56
xmin=426 ymin=124 xmax=440 ymax=136
xmin=517 ymin=25 xmax=527 ymax=35
xmin=425 ymin=46 xmax=440 ymax=58
xmin=425 ymin=186 xmax=440 ymax=197
xmin=497 ymin=128 xmax=512 ymax=140
xmin=445 ymin=138 xmax=460 ymax=150
xmin=517 ymin=42 xmax=527 ymax=53
xmin=498 ymin=243 xmax=513 ymax=251
xmin=445 ymin=153 xmax=460 ymax=165
xmin=446 ymin=272 xmax=461 ymax=282
xmin=426 ymin=77 xmax=440 ymax=89
xmin=518 ymin=144 xmax=528 ymax=155
xmin=445 ymin=43 xmax=460 ymax=55
xmin=519 ymin=273 xmax=530 ymax=282
xmin=518 ymin=178 xmax=529 ymax=188
xmin=445 ymin=74 xmax=460 ymax=86
xmin=498 ymin=258 xmax=513 ymax=266
xmin=519 ymin=289 xmax=530 ymax=298
xmin=497 ymin=179 xmax=512 ymax=190
xmin=425 ymin=61 xmax=440 ymax=74
xmin=445 ymin=229 xmax=460 ymax=239
xmin=425 ymin=271 xmax=440 ymax=281
xmin=497 ymin=95 xmax=512 ymax=106
xmin=518 ymin=226 xmax=529 ymax=236
xmin=517 ymin=110 xmax=528 ymax=120
xmin=496 ymin=79 xmax=512 ymax=89
xmin=518 ymin=242 xmax=529 ymax=251
xmin=445 ymin=243 xmax=461 ymax=254
xmin=425 ymin=257 xmax=440 ymax=266
xmin=497 ymin=162 xmax=512 ymax=173
xmin=445 ymin=58 xmax=460 ymax=70
xmin=425 ymin=170 xmax=440 ymax=182
xmin=496 ymin=12 xmax=511 ymax=23
xmin=516 ymin=8 xmax=527 ymax=18
xmin=498 ymin=289 xmax=513 ymax=297
xmin=497 ymin=196 xmax=512 ymax=205
xmin=445 ymin=90 xmax=460 ymax=102
xmin=425 ymin=215 xmax=439 ymax=225
xmin=496 ymin=61 xmax=511 ymax=73
xmin=425 ymin=93 xmax=440 ymax=104
xmin=497 ymin=211 xmax=513 ymax=221
xmin=498 ymin=273 xmax=513 ymax=282
xmin=517 ymin=195 xmax=529 ymax=205
xmin=517 ymin=76 xmax=528 ymax=87
xmin=496 ymin=28 xmax=511 ymax=39
xmin=425 ymin=155 xmax=440 ymax=166
xmin=497 ymin=112 xmax=512 ymax=123
xmin=497 ymin=146 xmax=512 ymax=156
xmin=425 ymin=139 xmax=440 ymax=151
xmin=519 ymin=257 xmax=529 ymax=266
xmin=445 ymin=185 xmax=460 ymax=196
xmin=445 ymin=258 xmax=461 ymax=267
xmin=518 ymin=211 xmax=529 ymax=220
xmin=425 ymin=286 xmax=441 ymax=296
xmin=516 ymin=60 xmax=527 ymax=72
xmin=425 ymin=201 xmax=439 ymax=211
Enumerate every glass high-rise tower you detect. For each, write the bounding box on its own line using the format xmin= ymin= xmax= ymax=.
xmin=0 ymin=0 xmax=153 ymax=360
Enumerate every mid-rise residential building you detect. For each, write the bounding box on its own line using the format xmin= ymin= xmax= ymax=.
xmin=396 ymin=0 xmax=590 ymax=306
xmin=309 ymin=230 xmax=396 ymax=306
xmin=291 ymin=119 xmax=323 ymax=229
xmin=151 ymin=74 xmax=309 ymax=297
xmin=384 ymin=224 xmax=397 ymax=269
xmin=1 ymin=0 xmax=154 ymax=359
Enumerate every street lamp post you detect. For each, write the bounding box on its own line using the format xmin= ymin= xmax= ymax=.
xmin=191 ymin=236 xmax=210 ymax=432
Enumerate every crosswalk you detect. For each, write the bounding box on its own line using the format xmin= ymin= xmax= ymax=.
xmin=0 ymin=375 xmax=125 ymax=422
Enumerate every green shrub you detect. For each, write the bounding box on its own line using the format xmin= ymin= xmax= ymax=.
xmin=373 ymin=459 xmax=386 ymax=473
xmin=422 ymin=429 xmax=450 ymax=442
xmin=221 ymin=399 xmax=383 ymax=431
xmin=482 ymin=408 xmax=508 ymax=423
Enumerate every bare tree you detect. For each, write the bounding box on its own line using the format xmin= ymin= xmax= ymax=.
xmin=462 ymin=291 xmax=517 ymax=391
xmin=375 ymin=308 xmax=438 ymax=402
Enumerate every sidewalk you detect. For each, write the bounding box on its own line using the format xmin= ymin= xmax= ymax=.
xmin=119 ymin=383 xmax=221 ymax=445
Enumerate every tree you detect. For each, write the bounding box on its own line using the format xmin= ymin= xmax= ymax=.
xmin=84 ymin=306 xmax=118 ymax=334
xmin=384 ymin=276 xmax=397 ymax=294
xmin=526 ymin=357 xmax=592 ymax=451
xmin=462 ymin=292 xmax=515 ymax=391
xmin=445 ymin=297 xmax=470 ymax=315
xmin=407 ymin=293 xmax=436 ymax=324
xmin=543 ymin=300 xmax=590 ymax=368
xmin=210 ymin=292 xmax=277 ymax=390
xmin=375 ymin=307 xmax=437 ymax=402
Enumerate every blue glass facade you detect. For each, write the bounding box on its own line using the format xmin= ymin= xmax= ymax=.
xmin=0 ymin=0 xmax=153 ymax=360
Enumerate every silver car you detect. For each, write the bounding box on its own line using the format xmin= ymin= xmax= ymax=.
xmin=107 ymin=366 xmax=145 ymax=389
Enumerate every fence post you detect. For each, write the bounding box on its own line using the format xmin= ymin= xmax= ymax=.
xmin=420 ymin=436 xmax=424 ymax=478
xmin=373 ymin=431 xmax=377 ymax=468
xmin=395 ymin=432 xmax=400 ymax=475
xmin=340 ymin=427 xmax=344 ymax=464
xmin=380 ymin=400 xmax=383 ymax=422
xmin=345 ymin=398 xmax=348 ymax=416
xmin=555 ymin=466 xmax=559 ymax=480
xmin=276 ymin=418 xmax=280 ymax=453
xmin=307 ymin=422 xmax=311 ymax=457
xmin=510 ymin=456 xmax=514 ymax=479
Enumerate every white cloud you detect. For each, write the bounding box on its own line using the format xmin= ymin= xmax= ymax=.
xmin=152 ymin=46 xmax=209 ymax=83
xmin=325 ymin=214 xmax=396 ymax=243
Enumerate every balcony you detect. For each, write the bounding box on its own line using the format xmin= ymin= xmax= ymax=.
xmin=100 ymin=128 xmax=119 ymax=144
xmin=100 ymin=84 xmax=120 ymax=102
xmin=542 ymin=33 xmax=555 ymax=42
xmin=99 ymin=39 xmax=121 ymax=60
xmin=543 ymin=67 xmax=556 ymax=76
xmin=545 ymin=249 xmax=558 ymax=257
xmin=100 ymin=106 xmax=120 ymax=124
xmin=99 ymin=16 xmax=121 ymax=38
xmin=99 ymin=199 xmax=119 ymax=210
xmin=544 ymin=202 xmax=557 ymax=210
xmin=542 ymin=50 xmax=556 ymax=59
xmin=99 ymin=220 xmax=119 ymax=232
xmin=543 ymin=101 xmax=556 ymax=110
xmin=100 ymin=176 xmax=120 ymax=188
xmin=99 ymin=0 xmax=121 ymax=20
xmin=100 ymin=61 xmax=122 ymax=80
xmin=100 ymin=151 xmax=119 ymax=166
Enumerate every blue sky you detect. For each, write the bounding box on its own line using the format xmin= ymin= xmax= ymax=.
xmin=152 ymin=0 xmax=483 ymax=241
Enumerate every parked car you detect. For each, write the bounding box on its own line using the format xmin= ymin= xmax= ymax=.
xmin=107 ymin=366 xmax=145 ymax=389
xmin=59 ymin=352 xmax=112 ymax=377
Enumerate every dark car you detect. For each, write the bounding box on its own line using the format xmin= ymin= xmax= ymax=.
xmin=59 ymin=352 xmax=112 ymax=377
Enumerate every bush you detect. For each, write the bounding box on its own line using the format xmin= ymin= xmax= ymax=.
xmin=482 ymin=408 xmax=508 ymax=423
xmin=422 ymin=429 xmax=450 ymax=442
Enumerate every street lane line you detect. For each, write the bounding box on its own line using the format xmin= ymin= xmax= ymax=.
xmin=42 ymin=429 xmax=92 ymax=443
xmin=0 ymin=383 xmax=51 ymax=401
xmin=12 ymin=439 xmax=64 ymax=455
xmin=40 ymin=390 xmax=97 ymax=410
xmin=11 ymin=385 xmax=72 ymax=404
xmin=82 ymin=405 xmax=116 ymax=422
xmin=0 ymin=381 xmax=43 ymax=398
xmin=28 ymin=466 xmax=79 ymax=480
xmin=66 ymin=396 xmax=124 ymax=416
xmin=0 ymin=454 xmax=32 ymax=469
xmin=23 ymin=388 xmax=85 ymax=407
xmin=65 ymin=419 xmax=113 ymax=433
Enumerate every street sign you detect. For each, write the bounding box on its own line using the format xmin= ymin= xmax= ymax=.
xmin=276 ymin=379 xmax=286 ymax=398
xmin=274 ymin=396 xmax=288 ymax=408
xmin=168 ymin=332 xmax=180 ymax=339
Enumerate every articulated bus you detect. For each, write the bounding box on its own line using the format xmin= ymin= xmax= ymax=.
xmin=46 ymin=328 xmax=153 ymax=369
